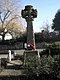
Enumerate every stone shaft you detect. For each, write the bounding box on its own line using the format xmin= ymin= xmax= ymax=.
xmin=27 ymin=21 xmax=35 ymax=46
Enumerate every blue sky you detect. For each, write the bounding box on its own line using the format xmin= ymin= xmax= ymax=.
xmin=20 ymin=0 xmax=60 ymax=32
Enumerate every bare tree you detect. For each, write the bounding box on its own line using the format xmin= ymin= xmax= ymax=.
xmin=6 ymin=18 xmax=25 ymax=38
xmin=41 ymin=23 xmax=51 ymax=33
xmin=0 ymin=0 xmax=25 ymax=40
xmin=41 ymin=23 xmax=51 ymax=39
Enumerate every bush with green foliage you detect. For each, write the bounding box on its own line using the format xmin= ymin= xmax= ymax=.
xmin=23 ymin=55 xmax=60 ymax=79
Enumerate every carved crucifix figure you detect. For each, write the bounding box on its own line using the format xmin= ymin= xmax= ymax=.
xmin=21 ymin=5 xmax=37 ymax=49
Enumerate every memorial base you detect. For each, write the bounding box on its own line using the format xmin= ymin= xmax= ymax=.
xmin=23 ymin=50 xmax=40 ymax=65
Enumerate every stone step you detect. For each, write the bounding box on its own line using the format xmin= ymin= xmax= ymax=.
xmin=0 ymin=69 xmax=24 ymax=76
xmin=6 ymin=60 xmax=23 ymax=69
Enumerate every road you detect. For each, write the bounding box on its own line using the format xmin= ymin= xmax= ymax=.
xmin=0 ymin=49 xmax=45 ymax=59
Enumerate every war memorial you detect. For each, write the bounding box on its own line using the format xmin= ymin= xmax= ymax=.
xmin=0 ymin=5 xmax=60 ymax=80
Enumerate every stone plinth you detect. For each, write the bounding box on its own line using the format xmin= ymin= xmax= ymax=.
xmin=23 ymin=50 xmax=40 ymax=65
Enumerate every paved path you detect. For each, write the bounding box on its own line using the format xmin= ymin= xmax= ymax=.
xmin=0 ymin=50 xmax=25 ymax=59
xmin=0 ymin=69 xmax=24 ymax=76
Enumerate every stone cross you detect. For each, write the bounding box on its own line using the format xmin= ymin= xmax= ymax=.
xmin=21 ymin=5 xmax=37 ymax=49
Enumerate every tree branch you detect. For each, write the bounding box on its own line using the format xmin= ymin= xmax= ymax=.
xmin=6 ymin=15 xmax=21 ymax=27
xmin=3 ymin=10 xmax=11 ymax=21
xmin=0 ymin=15 xmax=3 ymax=23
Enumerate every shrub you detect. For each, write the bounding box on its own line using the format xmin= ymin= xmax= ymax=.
xmin=23 ymin=55 xmax=60 ymax=79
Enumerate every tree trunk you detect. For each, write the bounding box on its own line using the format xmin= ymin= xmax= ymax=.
xmin=2 ymin=34 xmax=5 ymax=41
